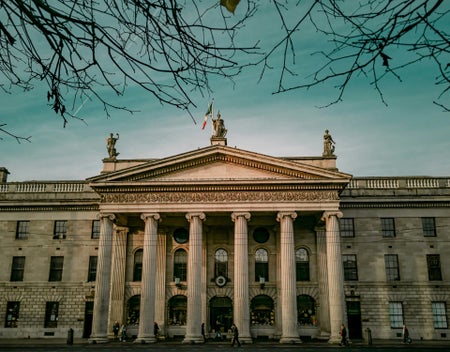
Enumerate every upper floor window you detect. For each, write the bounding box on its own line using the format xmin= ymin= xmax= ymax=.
xmin=296 ymin=248 xmax=310 ymax=281
xmin=44 ymin=302 xmax=59 ymax=328
xmin=214 ymin=249 xmax=228 ymax=278
xmin=255 ymin=248 xmax=269 ymax=282
xmin=422 ymin=217 xmax=436 ymax=237
xmin=253 ymin=227 xmax=270 ymax=243
xmin=10 ymin=256 xmax=25 ymax=282
xmin=53 ymin=220 xmax=67 ymax=239
xmin=427 ymin=254 xmax=442 ymax=281
xmin=133 ymin=249 xmax=143 ymax=282
xmin=384 ymin=254 xmax=400 ymax=281
xmin=432 ymin=302 xmax=448 ymax=329
xmin=389 ymin=302 xmax=404 ymax=328
xmin=173 ymin=228 xmax=189 ymax=244
xmin=174 ymin=249 xmax=187 ymax=282
xmin=381 ymin=218 xmax=396 ymax=238
xmin=343 ymin=254 xmax=358 ymax=281
xmin=340 ymin=218 xmax=355 ymax=237
xmin=91 ymin=220 xmax=101 ymax=239
xmin=49 ymin=256 xmax=64 ymax=282
xmin=16 ymin=221 xmax=29 ymax=240
xmin=88 ymin=256 xmax=98 ymax=282
xmin=4 ymin=302 xmax=20 ymax=328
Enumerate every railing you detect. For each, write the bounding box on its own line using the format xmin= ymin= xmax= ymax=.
xmin=347 ymin=177 xmax=449 ymax=189
xmin=0 ymin=182 xmax=89 ymax=193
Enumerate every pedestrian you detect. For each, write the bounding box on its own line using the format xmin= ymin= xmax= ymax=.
xmin=120 ymin=324 xmax=127 ymax=342
xmin=154 ymin=321 xmax=160 ymax=339
xmin=339 ymin=323 xmax=348 ymax=346
xmin=201 ymin=322 xmax=206 ymax=342
xmin=402 ymin=325 xmax=411 ymax=344
xmin=113 ymin=320 xmax=120 ymax=340
xmin=214 ymin=319 xmax=222 ymax=340
xmin=231 ymin=323 xmax=241 ymax=347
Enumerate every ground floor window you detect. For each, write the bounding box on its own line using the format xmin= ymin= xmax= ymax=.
xmin=5 ymin=302 xmax=20 ymax=328
xmin=251 ymin=295 xmax=274 ymax=326
xmin=168 ymin=295 xmax=187 ymax=325
xmin=432 ymin=302 xmax=448 ymax=329
xmin=127 ymin=295 xmax=140 ymax=325
xmin=297 ymin=295 xmax=316 ymax=326
xmin=44 ymin=302 xmax=59 ymax=328
xmin=389 ymin=302 xmax=403 ymax=328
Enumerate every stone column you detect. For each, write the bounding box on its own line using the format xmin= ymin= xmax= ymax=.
xmin=136 ymin=213 xmax=160 ymax=343
xmin=155 ymin=229 xmax=167 ymax=337
xmin=231 ymin=212 xmax=252 ymax=344
xmin=315 ymin=226 xmax=331 ymax=339
xmin=277 ymin=212 xmax=301 ymax=344
xmin=108 ymin=227 xmax=128 ymax=337
xmin=322 ymin=211 xmax=345 ymax=344
xmin=89 ymin=213 xmax=115 ymax=343
xmin=183 ymin=212 xmax=206 ymax=344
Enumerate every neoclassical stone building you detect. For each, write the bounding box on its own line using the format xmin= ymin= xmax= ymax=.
xmin=1 ymin=121 xmax=449 ymax=343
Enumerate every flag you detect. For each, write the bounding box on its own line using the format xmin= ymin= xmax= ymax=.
xmin=220 ymin=0 xmax=240 ymax=14
xmin=202 ymin=100 xmax=214 ymax=130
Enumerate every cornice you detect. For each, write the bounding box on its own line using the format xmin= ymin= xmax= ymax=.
xmin=340 ymin=201 xmax=450 ymax=208
xmin=0 ymin=204 xmax=99 ymax=212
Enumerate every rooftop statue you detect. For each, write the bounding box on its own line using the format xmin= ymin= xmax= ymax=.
xmin=212 ymin=112 xmax=227 ymax=138
xmin=322 ymin=129 xmax=335 ymax=157
xmin=106 ymin=133 xmax=120 ymax=159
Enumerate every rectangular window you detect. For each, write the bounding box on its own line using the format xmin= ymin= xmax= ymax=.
xmin=427 ymin=254 xmax=442 ymax=281
xmin=49 ymin=256 xmax=64 ymax=282
xmin=422 ymin=217 xmax=436 ymax=237
xmin=389 ymin=302 xmax=404 ymax=328
xmin=381 ymin=218 xmax=396 ymax=237
xmin=91 ymin=220 xmax=100 ymax=239
xmin=432 ymin=302 xmax=448 ymax=329
xmin=4 ymin=302 xmax=20 ymax=328
xmin=87 ymin=256 xmax=98 ymax=282
xmin=16 ymin=221 xmax=29 ymax=240
xmin=53 ymin=220 xmax=67 ymax=239
xmin=10 ymin=256 xmax=25 ymax=282
xmin=340 ymin=218 xmax=355 ymax=237
xmin=343 ymin=254 xmax=358 ymax=281
xmin=44 ymin=302 xmax=59 ymax=328
xmin=384 ymin=254 xmax=400 ymax=281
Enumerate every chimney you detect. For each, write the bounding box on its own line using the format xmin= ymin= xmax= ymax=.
xmin=0 ymin=167 xmax=10 ymax=182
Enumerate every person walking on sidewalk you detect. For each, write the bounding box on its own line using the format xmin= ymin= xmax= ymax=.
xmin=231 ymin=323 xmax=241 ymax=347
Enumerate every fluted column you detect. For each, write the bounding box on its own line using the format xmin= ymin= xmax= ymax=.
xmin=322 ymin=211 xmax=345 ymax=344
xmin=183 ymin=212 xmax=206 ymax=344
xmin=89 ymin=213 xmax=115 ymax=343
xmin=155 ymin=229 xmax=167 ymax=337
xmin=136 ymin=213 xmax=160 ymax=343
xmin=108 ymin=227 xmax=128 ymax=337
xmin=315 ymin=226 xmax=331 ymax=339
xmin=277 ymin=212 xmax=301 ymax=344
xmin=231 ymin=212 xmax=252 ymax=344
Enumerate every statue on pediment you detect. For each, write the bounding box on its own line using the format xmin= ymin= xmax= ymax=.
xmin=106 ymin=133 xmax=120 ymax=159
xmin=212 ymin=111 xmax=227 ymax=138
xmin=323 ymin=129 xmax=335 ymax=157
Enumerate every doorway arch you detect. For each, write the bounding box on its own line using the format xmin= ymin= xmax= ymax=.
xmin=209 ymin=296 xmax=233 ymax=333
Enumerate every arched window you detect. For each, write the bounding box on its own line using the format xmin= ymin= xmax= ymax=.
xmin=215 ymin=248 xmax=228 ymax=278
xmin=251 ymin=295 xmax=275 ymax=325
xmin=296 ymin=248 xmax=310 ymax=281
xmin=297 ymin=295 xmax=316 ymax=326
xmin=133 ymin=249 xmax=143 ymax=281
xmin=255 ymin=248 xmax=269 ymax=282
xmin=168 ymin=295 xmax=187 ymax=325
xmin=127 ymin=295 xmax=141 ymax=326
xmin=173 ymin=249 xmax=187 ymax=281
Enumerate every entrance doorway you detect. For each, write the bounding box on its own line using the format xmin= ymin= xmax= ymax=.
xmin=82 ymin=302 xmax=94 ymax=338
xmin=209 ymin=296 xmax=233 ymax=334
xmin=346 ymin=301 xmax=362 ymax=339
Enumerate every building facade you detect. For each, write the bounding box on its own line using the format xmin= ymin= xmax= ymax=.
xmin=1 ymin=126 xmax=449 ymax=343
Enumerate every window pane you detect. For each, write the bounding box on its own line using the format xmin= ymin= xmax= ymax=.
xmin=389 ymin=302 xmax=403 ymax=328
xmin=133 ymin=249 xmax=143 ymax=282
xmin=432 ymin=302 xmax=448 ymax=329
xmin=427 ymin=255 xmax=442 ymax=281
xmin=381 ymin=218 xmax=395 ymax=237
xmin=4 ymin=302 xmax=20 ymax=328
xmin=422 ymin=217 xmax=436 ymax=237
xmin=53 ymin=220 xmax=67 ymax=239
xmin=296 ymin=249 xmax=310 ymax=281
xmin=214 ymin=249 xmax=228 ymax=277
xmin=16 ymin=221 xmax=29 ymax=240
xmin=340 ymin=218 xmax=355 ymax=237
xmin=44 ymin=302 xmax=59 ymax=328
xmin=343 ymin=254 xmax=358 ymax=281
xmin=91 ymin=220 xmax=101 ymax=239
xmin=49 ymin=256 xmax=64 ymax=281
xmin=174 ymin=249 xmax=187 ymax=281
xmin=384 ymin=254 xmax=400 ymax=281
xmin=255 ymin=249 xmax=269 ymax=282
xmin=88 ymin=256 xmax=97 ymax=282
xmin=10 ymin=256 xmax=25 ymax=282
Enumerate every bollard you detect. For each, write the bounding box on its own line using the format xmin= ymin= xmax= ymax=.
xmin=67 ymin=328 xmax=74 ymax=345
xmin=365 ymin=327 xmax=372 ymax=345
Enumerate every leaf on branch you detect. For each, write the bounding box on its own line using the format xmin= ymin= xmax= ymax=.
xmin=220 ymin=0 xmax=240 ymax=14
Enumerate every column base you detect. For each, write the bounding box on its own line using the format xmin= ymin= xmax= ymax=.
xmin=328 ymin=335 xmax=342 ymax=344
xmin=88 ymin=337 xmax=109 ymax=344
xmin=182 ymin=336 xmax=205 ymax=344
xmin=315 ymin=330 xmax=331 ymax=340
xmin=279 ymin=336 xmax=302 ymax=344
xmin=134 ymin=337 xmax=157 ymax=344
xmin=239 ymin=336 xmax=253 ymax=344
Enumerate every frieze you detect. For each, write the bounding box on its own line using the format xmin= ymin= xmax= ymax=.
xmin=101 ymin=190 xmax=339 ymax=203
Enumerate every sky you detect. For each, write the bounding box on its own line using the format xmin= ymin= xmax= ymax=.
xmin=1 ymin=2 xmax=450 ymax=182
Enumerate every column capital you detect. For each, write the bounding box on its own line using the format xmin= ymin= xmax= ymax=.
xmin=185 ymin=212 xmax=206 ymax=222
xmin=97 ymin=213 xmax=116 ymax=221
xmin=231 ymin=212 xmax=251 ymax=222
xmin=141 ymin=213 xmax=161 ymax=222
xmin=321 ymin=211 xmax=343 ymax=222
xmin=276 ymin=211 xmax=297 ymax=222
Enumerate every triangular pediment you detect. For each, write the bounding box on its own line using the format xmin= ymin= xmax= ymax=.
xmin=89 ymin=145 xmax=351 ymax=185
